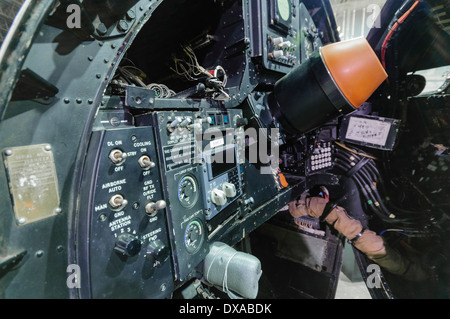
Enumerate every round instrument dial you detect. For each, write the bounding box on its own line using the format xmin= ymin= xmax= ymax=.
xmin=184 ymin=220 xmax=204 ymax=254
xmin=177 ymin=175 xmax=199 ymax=208
xmin=277 ymin=0 xmax=291 ymax=22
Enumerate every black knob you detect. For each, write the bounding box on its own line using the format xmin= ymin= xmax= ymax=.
xmin=146 ymin=239 xmax=169 ymax=266
xmin=236 ymin=117 xmax=248 ymax=127
xmin=114 ymin=233 xmax=142 ymax=257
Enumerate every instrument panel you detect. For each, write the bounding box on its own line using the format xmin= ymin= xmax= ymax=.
xmin=249 ymin=0 xmax=322 ymax=74
xmin=0 ymin=0 xmax=343 ymax=299
xmin=2 ymin=0 xmax=449 ymax=301
xmin=78 ymin=126 xmax=174 ymax=298
xmin=83 ymin=0 xmax=331 ymax=293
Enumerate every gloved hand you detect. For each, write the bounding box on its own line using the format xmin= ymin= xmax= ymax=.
xmin=289 ymin=196 xmax=429 ymax=282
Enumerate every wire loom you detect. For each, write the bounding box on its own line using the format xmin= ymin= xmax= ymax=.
xmin=333 ymin=141 xmax=440 ymax=235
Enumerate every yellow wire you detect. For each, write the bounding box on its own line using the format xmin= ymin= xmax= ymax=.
xmin=334 ymin=141 xmax=378 ymax=160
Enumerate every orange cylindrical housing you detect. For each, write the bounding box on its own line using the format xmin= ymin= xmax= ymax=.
xmin=320 ymin=37 xmax=388 ymax=108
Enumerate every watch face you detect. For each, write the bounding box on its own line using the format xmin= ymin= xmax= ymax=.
xmin=277 ymin=0 xmax=291 ymax=22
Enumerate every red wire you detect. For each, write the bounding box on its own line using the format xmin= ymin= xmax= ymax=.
xmin=381 ymin=0 xmax=420 ymax=70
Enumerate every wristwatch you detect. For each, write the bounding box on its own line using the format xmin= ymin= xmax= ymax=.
xmin=348 ymin=228 xmax=366 ymax=245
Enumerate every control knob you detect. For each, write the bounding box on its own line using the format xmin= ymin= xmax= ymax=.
xmin=114 ymin=233 xmax=142 ymax=257
xmin=222 ymin=182 xmax=237 ymax=198
xmin=146 ymin=239 xmax=169 ymax=266
xmin=211 ymin=189 xmax=227 ymax=206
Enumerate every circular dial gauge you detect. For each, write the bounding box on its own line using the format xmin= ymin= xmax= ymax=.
xmin=177 ymin=175 xmax=199 ymax=208
xmin=277 ymin=0 xmax=291 ymax=22
xmin=184 ymin=220 xmax=204 ymax=254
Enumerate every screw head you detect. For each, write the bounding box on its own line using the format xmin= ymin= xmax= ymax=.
xmin=96 ymin=23 xmax=107 ymax=36
xmin=126 ymin=9 xmax=136 ymax=20
xmin=110 ymin=117 xmax=121 ymax=127
xmin=4 ymin=149 xmax=12 ymax=156
xmin=118 ymin=20 xmax=129 ymax=32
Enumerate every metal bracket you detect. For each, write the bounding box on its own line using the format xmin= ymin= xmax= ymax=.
xmin=124 ymin=85 xmax=217 ymax=110
xmin=125 ymin=85 xmax=156 ymax=109
xmin=0 ymin=251 xmax=27 ymax=277
xmin=11 ymin=68 xmax=59 ymax=101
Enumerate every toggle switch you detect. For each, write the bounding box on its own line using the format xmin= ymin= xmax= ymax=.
xmin=271 ymin=36 xmax=284 ymax=46
xmin=179 ymin=118 xmax=192 ymax=129
xmin=167 ymin=117 xmax=181 ymax=133
xmin=109 ymin=149 xmax=127 ymax=165
xmin=269 ymin=50 xmax=284 ymax=59
xmin=109 ymin=194 xmax=128 ymax=210
xmin=279 ymin=41 xmax=292 ymax=49
xmin=138 ymin=155 xmax=156 ymax=170
xmin=145 ymin=200 xmax=167 ymax=216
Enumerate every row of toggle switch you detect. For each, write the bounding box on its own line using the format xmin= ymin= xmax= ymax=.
xmin=268 ymin=36 xmax=297 ymax=65
xmin=167 ymin=117 xmax=193 ymax=133
xmin=166 ymin=115 xmax=221 ymax=133
xmin=109 ymin=193 xmax=167 ymax=216
xmin=109 ymin=148 xmax=156 ymax=170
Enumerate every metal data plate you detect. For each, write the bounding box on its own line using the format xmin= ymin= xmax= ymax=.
xmin=3 ymin=144 xmax=60 ymax=226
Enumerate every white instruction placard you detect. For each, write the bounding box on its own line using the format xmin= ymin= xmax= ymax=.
xmin=345 ymin=117 xmax=391 ymax=146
